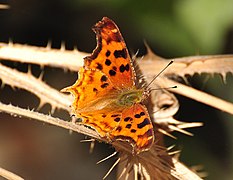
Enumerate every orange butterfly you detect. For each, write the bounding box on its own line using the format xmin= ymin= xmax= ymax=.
xmin=63 ymin=17 xmax=154 ymax=154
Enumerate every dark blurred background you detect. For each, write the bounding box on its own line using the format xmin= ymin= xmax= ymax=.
xmin=0 ymin=0 xmax=233 ymax=179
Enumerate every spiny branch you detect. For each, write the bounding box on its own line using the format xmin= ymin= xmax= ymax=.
xmin=0 ymin=42 xmax=86 ymax=71
xmin=155 ymin=77 xmax=233 ymax=115
xmin=0 ymin=63 xmax=71 ymax=112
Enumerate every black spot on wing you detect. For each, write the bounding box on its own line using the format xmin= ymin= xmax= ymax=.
xmin=140 ymin=112 xmax=145 ymax=116
xmin=93 ymin=88 xmax=98 ymax=92
xmin=101 ymin=75 xmax=107 ymax=82
xmin=96 ymin=63 xmax=103 ymax=70
xmin=109 ymin=69 xmax=116 ymax=76
xmin=114 ymin=48 xmax=127 ymax=59
xmin=126 ymin=124 xmax=132 ymax=129
xmin=101 ymin=83 xmax=109 ymax=88
xmin=124 ymin=117 xmax=133 ymax=122
xmin=105 ymin=59 xmax=111 ymax=66
xmin=116 ymin=126 xmax=122 ymax=132
xmin=137 ymin=118 xmax=151 ymax=129
xmin=111 ymin=114 xmax=120 ymax=117
xmin=131 ymin=129 xmax=136 ymax=133
xmin=106 ymin=50 xmax=111 ymax=57
xmin=125 ymin=64 xmax=129 ymax=71
xmin=119 ymin=64 xmax=125 ymax=73
xmin=114 ymin=117 xmax=121 ymax=122
xmin=119 ymin=63 xmax=130 ymax=73
xmin=134 ymin=114 xmax=141 ymax=118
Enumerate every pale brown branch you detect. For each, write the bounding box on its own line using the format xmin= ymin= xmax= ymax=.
xmin=142 ymin=52 xmax=233 ymax=80
xmin=0 ymin=167 xmax=24 ymax=180
xmin=0 ymin=4 xmax=9 ymax=9
xmin=0 ymin=63 xmax=72 ymax=111
xmin=0 ymin=43 xmax=86 ymax=71
xmin=0 ymin=102 xmax=100 ymax=139
xmin=156 ymin=77 xmax=233 ymax=115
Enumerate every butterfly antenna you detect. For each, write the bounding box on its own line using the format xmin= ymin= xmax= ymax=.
xmin=148 ymin=85 xmax=177 ymax=93
xmin=145 ymin=60 xmax=174 ymax=89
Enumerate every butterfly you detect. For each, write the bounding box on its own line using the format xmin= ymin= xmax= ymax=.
xmin=62 ymin=17 xmax=154 ymax=154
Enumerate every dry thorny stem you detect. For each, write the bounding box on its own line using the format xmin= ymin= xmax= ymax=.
xmin=0 ymin=41 xmax=233 ymax=180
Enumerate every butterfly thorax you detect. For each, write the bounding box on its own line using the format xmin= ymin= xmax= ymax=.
xmin=117 ymin=88 xmax=144 ymax=107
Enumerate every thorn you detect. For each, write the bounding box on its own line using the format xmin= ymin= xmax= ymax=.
xmin=131 ymin=49 xmax=139 ymax=62
xmin=96 ymin=151 xmax=117 ymax=164
xmin=133 ymin=164 xmax=138 ymax=180
xmin=46 ymin=40 xmax=52 ymax=49
xmin=103 ymin=158 xmax=120 ymax=179
xmin=73 ymin=45 xmax=78 ymax=51
xmin=50 ymin=106 xmax=56 ymax=114
xmin=61 ymin=42 xmax=65 ymax=51
xmin=177 ymin=122 xmax=203 ymax=129
xmin=80 ymin=139 xmax=95 ymax=143
xmin=143 ymin=40 xmax=162 ymax=60
xmin=158 ymin=128 xmax=177 ymax=139
xmin=37 ymin=100 xmax=45 ymax=110
xmin=0 ymin=82 xmax=5 ymax=89
xmin=40 ymin=65 xmax=45 ymax=70
xmin=168 ymin=125 xmax=193 ymax=136
xmin=167 ymin=145 xmax=175 ymax=151
xmin=168 ymin=150 xmax=181 ymax=155
xmin=89 ymin=140 xmax=95 ymax=154
xmin=27 ymin=65 xmax=32 ymax=75
xmin=118 ymin=164 xmax=128 ymax=179
xmin=8 ymin=38 xmax=13 ymax=46
xmin=38 ymin=71 xmax=44 ymax=81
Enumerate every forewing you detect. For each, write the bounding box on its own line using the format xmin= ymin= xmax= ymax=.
xmin=84 ymin=17 xmax=135 ymax=89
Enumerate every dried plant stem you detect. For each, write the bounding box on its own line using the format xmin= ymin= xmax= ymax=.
xmin=1 ymin=42 xmax=233 ymax=78
xmin=0 ymin=64 xmax=71 ymax=111
xmin=158 ymin=78 xmax=233 ymax=115
xmin=0 ymin=43 xmax=86 ymax=71
xmin=0 ymin=102 xmax=100 ymax=139
xmin=143 ymin=53 xmax=233 ymax=80
xmin=0 ymin=167 xmax=24 ymax=180
xmin=0 ymin=4 xmax=9 ymax=9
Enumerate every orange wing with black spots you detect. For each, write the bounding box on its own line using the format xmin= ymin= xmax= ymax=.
xmin=111 ymin=103 xmax=154 ymax=153
xmin=62 ymin=68 xmax=116 ymax=113
xmin=84 ymin=17 xmax=135 ymax=89
xmin=63 ymin=17 xmax=154 ymax=154
xmin=78 ymin=103 xmax=154 ymax=153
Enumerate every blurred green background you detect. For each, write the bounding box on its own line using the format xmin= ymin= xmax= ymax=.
xmin=0 ymin=0 xmax=233 ymax=179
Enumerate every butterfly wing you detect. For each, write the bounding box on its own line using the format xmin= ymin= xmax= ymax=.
xmin=62 ymin=68 xmax=116 ymax=112
xmin=84 ymin=17 xmax=135 ymax=89
xmin=63 ymin=17 xmax=136 ymax=111
xmin=63 ymin=17 xmax=155 ymax=153
xmin=80 ymin=103 xmax=154 ymax=153
xmin=112 ymin=103 xmax=154 ymax=153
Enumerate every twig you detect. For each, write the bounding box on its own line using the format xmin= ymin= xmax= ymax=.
xmin=156 ymin=77 xmax=233 ymax=115
xmin=0 ymin=167 xmax=24 ymax=180
xmin=0 ymin=64 xmax=71 ymax=111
